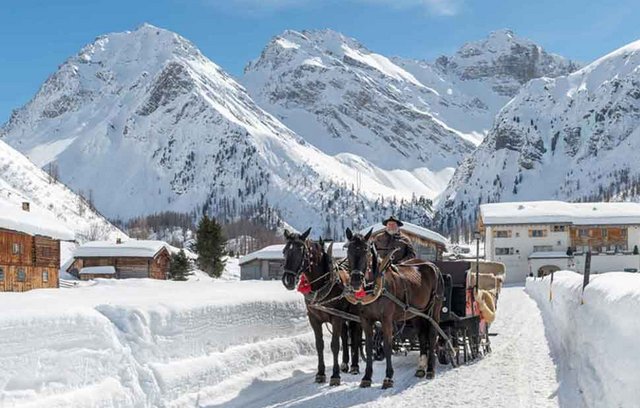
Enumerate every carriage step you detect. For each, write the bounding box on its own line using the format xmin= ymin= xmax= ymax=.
xmin=488 ymin=333 xmax=498 ymax=337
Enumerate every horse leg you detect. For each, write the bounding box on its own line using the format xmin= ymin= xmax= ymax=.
xmin=415 ymin=319 xmax=428 ymax=378
xmin=381 ymin=312 xmax=395 ymax=389
xmin=426 ymin=302 xmax=442 ymax=379
xmin=330 ymin=317 xmax=343 ymax=386
xmin=350 ymin=323 xmax=361 ymax=374
xmin=340 ymin=321 xmax=350 ymax=373
xmin=309 ymin=317 xmax=326 ymax=383
xmin=360 ymin=318 xmax=374 ymax=388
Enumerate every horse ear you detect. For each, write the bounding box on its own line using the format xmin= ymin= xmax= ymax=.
xmin=364 ymin=228 xmax=374 ymax=241
xmin=284 ymin=229 xmax=291 ymax=240
xmin=345 ymin=228 xmax=353 ymax=241
xmin=300 ymin=227 xmax=312 ymax=240
xmin=327 ymin=241 xmax=334 ymax=258
xmin=319 ymin=236 xmax=324 ymax=248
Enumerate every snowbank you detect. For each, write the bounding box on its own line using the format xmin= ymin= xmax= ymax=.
xmin=526 ymin=271 xmax=640 ymax=407
xmin=0 ymin=279 xmax=308 ymax=407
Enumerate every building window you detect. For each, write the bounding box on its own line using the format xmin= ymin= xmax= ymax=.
xmin=495 ymin=247 xmax=514 ymax=255
xmin=553 ymin=225 xmax=566 ymax=232
xmin=495 ymin=230 xmax=511 ymax=238
xmin=530 ymin=229 xmax=545 ymax=237
xmin=12 ymin=243 xmax=22 ymax=255
xmin=17 ymin=269 xmax=26 ymax=282
xmin=0 ymin=267 xmax=4 ymax=281
xmin=533 ymin=245 xmax=554 ymax=252
xmin=622 ymin=228 xmax=628 ymax=237
xmin=601 ymin=228 xmax=608 ymax=238
xmin=578 ymin=228 xmax=589 ymax=238
xmin=42 ymin=271 xmax=49 ymax=283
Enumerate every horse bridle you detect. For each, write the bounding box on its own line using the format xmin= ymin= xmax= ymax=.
xmin=282 ymin=239 xmax=312 ymax=285
xmin=349 ymin=239 xmax=378 ymax=287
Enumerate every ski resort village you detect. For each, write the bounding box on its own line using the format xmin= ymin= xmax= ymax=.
xmin=1 ymin=2 xmax=640 ymax=407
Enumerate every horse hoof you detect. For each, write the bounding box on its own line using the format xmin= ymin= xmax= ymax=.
xmin=315 ymin=374 xmax=326 ymax=383
xmin=341 ymin=363 xmax=349 ymax=373
xmin=415 ymin=369 xmax=426 ymax=378
xmin=426 ymin=371 xmax=435 ymax=380
xmin=330 ymin=377 xmax=341 ymax=386
xmin=349 ymin=366 xmax=360 ymax=375
xmin=382 ymin=378 xmax=394 ymax=389
xmin=360 ymin=379 xmax=372 ymax=388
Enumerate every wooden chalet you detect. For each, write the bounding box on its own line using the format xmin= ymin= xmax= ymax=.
xmin=67 ymin=239 xmax=171 ymax=280
xmin=0 ymin=200 xmax=75 ymax=292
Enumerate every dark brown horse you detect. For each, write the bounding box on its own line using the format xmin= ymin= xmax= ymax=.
xmin=345 ymin=227 xmax=444 ymax=389
xmin=281 ymin=228 xmax=362 ymax=386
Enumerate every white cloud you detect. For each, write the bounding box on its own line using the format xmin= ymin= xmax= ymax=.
xmin=204 ymin=0 xmax=463 ymax=16
xmin=357 ymin=0 xmax=463 ymax=16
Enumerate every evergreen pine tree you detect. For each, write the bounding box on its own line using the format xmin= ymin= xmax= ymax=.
xmin=169 ymin=249 xmax=192 ymax=281
xmin=196 ymin=215 xmax=227 ymax=278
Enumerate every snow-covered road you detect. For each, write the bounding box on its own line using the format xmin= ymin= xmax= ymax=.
xmin=199 ymin=286 xmax=560 ymax=408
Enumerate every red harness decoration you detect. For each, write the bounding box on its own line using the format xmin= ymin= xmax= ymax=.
xmin=297 ymin=273 xmax=312 ymax=295
xmin=354 ymin=287 xmax=366 ymax=299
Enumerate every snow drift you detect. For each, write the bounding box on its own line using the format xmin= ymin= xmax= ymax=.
xmin=0 ymin=280 xmax=309 ymax=407
xmin=526 ymin=271 xmax=640 ymax=408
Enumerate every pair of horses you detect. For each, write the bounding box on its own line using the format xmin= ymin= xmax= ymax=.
xmin=281 ymin=227 xmax=444 ymax=389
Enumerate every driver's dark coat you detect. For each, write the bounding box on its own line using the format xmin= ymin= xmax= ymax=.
xmin=373 ymin=231 xmax=416 ymax=263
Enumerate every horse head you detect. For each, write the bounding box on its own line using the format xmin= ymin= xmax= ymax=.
xmin=281 ymin=227 xmax=311 ymax=290
xmin=345 ymin=227 xmax=373 ymax=291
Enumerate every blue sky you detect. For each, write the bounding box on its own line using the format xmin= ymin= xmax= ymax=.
xmin=1 ymin=0 xmax=639 ymax=122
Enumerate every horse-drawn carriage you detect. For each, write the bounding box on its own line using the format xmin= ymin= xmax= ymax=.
xmin=281 ymin=227 xmax=505 ymax=389
xmin=368 ymin=260 xmax=505 ymax=366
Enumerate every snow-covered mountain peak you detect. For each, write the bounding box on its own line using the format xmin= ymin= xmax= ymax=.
xmin=438 ymin=29 xmax=580 ymax=97
xmin=2 ymin=24 xmax=442 ymax=236
xmin=436 ymin=37 xmax=640 ymax=238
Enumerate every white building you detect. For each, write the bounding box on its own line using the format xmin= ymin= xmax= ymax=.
xmin=480 ymin=201 xmax=640 ymax=283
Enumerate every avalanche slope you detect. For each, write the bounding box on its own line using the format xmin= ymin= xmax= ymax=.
xmin=195 ymin=285 xmax=560 ymax=408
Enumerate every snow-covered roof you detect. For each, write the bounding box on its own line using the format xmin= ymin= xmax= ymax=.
xmin=481 ymin=201 xmax=640 ymax=226
xmin=0 ymin=198 xmax=75 ymax=241
xmin=74 ymin=240 xmax=170 ymax=258
xmin=79 ymin=266 xmax=116 ymax=275
xmin=528 ymin=251 xmax=571 ymax=259
xmin=239 ymin=242 xmax=348 ymax=265
xmin=360 ymin=222 xmax=449 ymax=247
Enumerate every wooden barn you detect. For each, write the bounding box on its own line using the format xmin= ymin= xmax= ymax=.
xmin=361 ymin=221 xmax=449 ymax=262
xmin=0 ymin=200 xmax=75 ymax=292
xmin=67 ymin=239 xmax=171 ymax=280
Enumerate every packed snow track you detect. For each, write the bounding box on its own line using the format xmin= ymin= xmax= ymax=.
xmin=198 ymin=285 xmax=560 ymax=407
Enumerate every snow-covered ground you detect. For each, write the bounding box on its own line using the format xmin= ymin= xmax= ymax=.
xmin=0 ymin=279 xmax=308 ymax=407
xmin=527 ymin=271 xmax=640 ymax=408
xmin=200 ymin=285 xmax=560 ymax=408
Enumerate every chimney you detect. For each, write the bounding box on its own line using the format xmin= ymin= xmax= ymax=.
xmin=116 ymin=238 xmax=122 ymax=244
xmin=22 ymin=202 xmax=30 ymax=212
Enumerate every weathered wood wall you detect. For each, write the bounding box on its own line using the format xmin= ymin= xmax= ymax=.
xmin=0 ymin=265 xmax=58 ymax=292
xmin=0 ymin=229 xmax=61 ymax=292
xmin=70 ymin=252 xmax=170 ymax=281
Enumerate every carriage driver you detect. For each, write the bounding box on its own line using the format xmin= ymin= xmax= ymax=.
xmin=374 ymin=215 xmax=416 ymax=264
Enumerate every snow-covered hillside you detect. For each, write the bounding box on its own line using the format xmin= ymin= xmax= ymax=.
xmin=244 ymin=29 xmax=577 ymax=167
xmin=1 ymin=24 xmax=439 ymax=237
xmin=0 ymin=139 xmax=122 ymax=241
xmin=437 ymin=39 xmax=640 ymax=234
